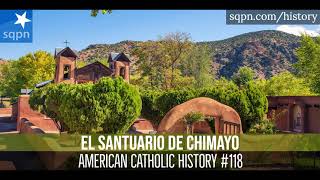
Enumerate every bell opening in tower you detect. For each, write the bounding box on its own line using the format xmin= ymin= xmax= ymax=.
xmin=63 ymin=65 xmax=71 ymax=80
xmin=120 ymin=67 xmax=125 ymax=79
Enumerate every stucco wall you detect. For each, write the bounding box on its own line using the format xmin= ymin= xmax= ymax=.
xmin=114 ymin=61 xmax=130 ymax=82
xmin=0 ymin=108 xmax=12 ymax=115
xmin=55 ymin=56 xmax=76 ymax=84
xmin=19 ymin=118 xmax=71 ymax=170
xmin=268 ymin=96 xmax=320 ymax=133
xmin=306 ymin=107 xmax=320 ymax=133
xmin=17 ymin=95 xmax=59 ymax=133
xmin=157 ymin=97 xmax=242 ymax=134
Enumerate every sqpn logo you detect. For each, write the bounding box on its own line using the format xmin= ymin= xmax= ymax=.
xmin=0 ymin=10 xmax=32 ymax=43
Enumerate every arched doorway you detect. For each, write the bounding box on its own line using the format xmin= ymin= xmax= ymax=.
xmin=157 ymin=97 xmax=242 ymax=134
xmin=292 ymin=104 xmax=303 ymax=132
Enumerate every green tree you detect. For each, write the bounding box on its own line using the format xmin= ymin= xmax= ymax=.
xmin=242 ymin=81 xmax=268 ymax=131
xmin=132 ymin=40 xmax=166 ymax=89
xmin=161 ymin=32 xmax=193 ymax=88
xmin=76 ymin=60 xmax=88 ymax=68
xmin=183 ymin=112 xmax=205 ymax=134
xmin=94 ymin=77 xmax=142 ymax=134
xmin=232 ymin=66 xmax=255 ymax=87
xmin=132 ymin=32 xmax=193 ymax=90
xmin=295 ymin=35 xmax=320 ymax=93
xmin=181 ymin=45 xmax=213 ymax=88
xmin=0 ymin=61 xmax=16 ymax=97
xmin=140 ymin=78 xmax=268 ymax=132
xmin=30 ymin=77 xmax=142 ymax=134
xmin=262 ymin=71 xmax=314 ymax=96
xmin=91 ymin=10 xmax=112 ymax=17
xmin=0 ymin=51 xmax=55 ymax=97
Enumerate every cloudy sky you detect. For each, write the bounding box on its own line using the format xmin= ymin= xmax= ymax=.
xmin=0 ymin=10 xmax=319 ymax=59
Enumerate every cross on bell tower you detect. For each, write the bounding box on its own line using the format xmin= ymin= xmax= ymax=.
xmin=63 ymin=40 xmax=70 ymax=47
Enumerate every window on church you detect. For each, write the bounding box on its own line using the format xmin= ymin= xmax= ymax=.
xmin=63 ymin=65 xmax=71 ymax=80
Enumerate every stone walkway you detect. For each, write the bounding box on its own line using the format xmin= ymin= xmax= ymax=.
xmin=0 ymin=115 xmax=16 ymax=133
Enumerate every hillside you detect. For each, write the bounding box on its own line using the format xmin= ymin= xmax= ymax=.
xmin=0 ymin=59 xmax=7 ymax=65
xmin=78 ymin=30 xmax=301 ymax=79
xmin=78 ymin=40 xmax=140 ymax=62
xmin=199 ymin=30 xmax=300 ymax=78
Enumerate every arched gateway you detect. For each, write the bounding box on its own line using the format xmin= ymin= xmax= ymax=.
xmin=157 ymin=97 xmax=242 ymax=134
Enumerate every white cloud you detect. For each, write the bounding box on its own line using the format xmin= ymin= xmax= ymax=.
xmin=276 ymin=25 xmax=319 ymax=37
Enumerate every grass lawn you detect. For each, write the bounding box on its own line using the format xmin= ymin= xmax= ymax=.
xmin=293 ymin=156 xmax=320 ymax=168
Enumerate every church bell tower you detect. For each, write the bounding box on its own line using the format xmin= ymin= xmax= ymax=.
xmin=54 ymin=47 xmax=78 ymax=84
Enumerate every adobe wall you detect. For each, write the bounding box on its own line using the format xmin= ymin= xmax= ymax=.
xmin=157 ymin=97 xmax=242 ymax=134
xmin=55 ymin=56 xmax=76 ymax=84
xmin=19 ymin=118 xmax=45 ymax=134
xmin=11 ymin=103 xmax=18 ymax=121
xmin=306 ymin=107 xmax=320 ymax=133
xmin=131 ymin=119 xmax=156 ymax=134
xmin=114 ymin=61 xmax=130 ymax=82
xmin=12 ymin=95 xmax=74 ymax=169
xmin=18 ymin=118 xmax=71 ymax=170
xmin=17 ymin=95 xmax=59 ymax=133
xmin=268 ymin=96 xmax=320 ymax=133
xmin=267 ymin=107 xmax=289 ymax=131
xmin=160 ymin=119 xmax=213 ymax=134
xmin=0 ymin=108 xmax=12 ymax=116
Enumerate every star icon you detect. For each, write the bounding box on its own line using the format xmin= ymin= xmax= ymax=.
xmin=14 ymin=11 xmax=31 ymax=29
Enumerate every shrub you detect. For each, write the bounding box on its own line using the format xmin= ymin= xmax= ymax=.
xmin=94 ymin=77 xmax=142 ymax=134
xmin=241 ymin=81 xmax=268 ymax=130
xmin=139 ymin=81 xmax=268 ymax=132
xmin=197 ymin=85 xmax=253 ymax=131
xmin=29 ymin=86 xmax=47 ymax=113
xmin=30 ymin=77 xmax=142 ymax=134
xmin=58 ymin=83 xmax=101 ymax=134
xmin=140 ymin=90 xmax=162 ymax=125
xmin=248 ymin=118 xmax=276 ymax=134
xmin=184 ymin=112 xmax=205 ymax=125
xmin=184 ymin=111 xmax=205 ymax=134
xmin=44 ymin=83 xmax=72 ymax=121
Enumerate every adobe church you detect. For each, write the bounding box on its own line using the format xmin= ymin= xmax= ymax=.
xmin=53 ymin=47 xmax=131 ymax=84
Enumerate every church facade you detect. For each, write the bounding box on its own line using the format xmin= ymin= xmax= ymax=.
xmin=53 ymin=47 xmax=130 ymax=84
